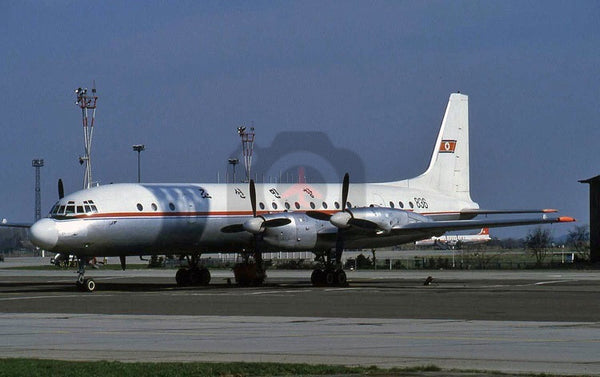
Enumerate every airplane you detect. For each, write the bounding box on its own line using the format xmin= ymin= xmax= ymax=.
xmin=12 ymin=92 xmax=574 ymax=292
xmin=415 ymin=228 xmax=491 ymax=249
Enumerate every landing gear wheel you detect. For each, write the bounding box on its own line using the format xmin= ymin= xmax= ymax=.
xmin=335 ymin=269 xmax=347 ymax=286
xmin=175 ymin=268 xmax=190 ymax=286
xmin=189 ymin=268 xmax=202 ymax=285
xmin=311 ymin=269 xmax=347 ymax=287
xmin=84 ymin=278 xmax=96 ymax=292
xmin=311 ymin=269 xmax=324 ymax=286
xmin=233 ymin=263 xmax=265 ymax=286
xmin=199 ymin=268 xmax=211 ymax=285
xmin=324 ymin=270 xmax=336 ymax=286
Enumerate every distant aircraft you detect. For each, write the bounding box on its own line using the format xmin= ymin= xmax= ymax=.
xmin=415 ymin=228 xmax=491 ymax=249
xmin=6 ymin=93 xmax=574 ymax=291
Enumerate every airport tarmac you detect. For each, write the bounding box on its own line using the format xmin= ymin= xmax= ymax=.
xmin=1 ymin=260 xmax=599 ymax=375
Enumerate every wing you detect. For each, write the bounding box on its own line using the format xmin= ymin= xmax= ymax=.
xmin=0 ymin=221 xmax=32 ymax=228
xmin=391 ymin=215 xmax=575 ymax=236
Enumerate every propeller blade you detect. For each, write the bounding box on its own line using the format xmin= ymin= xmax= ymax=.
xmin=220 ymin=224 xmax=245 ymax=233
xmin=341 ymin=173 xmax=349 ymax=210
xmin=306 ymin=211 xmax=332 ymax=221
xmin=263 ymin=218 xmax=292 ymax=228
xmin=250 ymin=179 xmax=257 ymax=218
xmin=58 ymin=179 xmax=64 ymax=199
xmin=335 ymin=173 xmax=350 ymax=268
xmin=335 ymin=229 xmax=344 ymax=262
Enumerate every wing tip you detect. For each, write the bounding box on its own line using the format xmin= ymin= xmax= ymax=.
xmin=558 ymin=216 xmax=576 ymax=222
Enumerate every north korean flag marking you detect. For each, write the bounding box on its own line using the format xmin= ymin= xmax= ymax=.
xmin=439 ymin=140 xmax=457 ymax=153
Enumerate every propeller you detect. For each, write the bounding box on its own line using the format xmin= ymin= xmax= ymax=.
xmin=220 ymin=179 xmax=291 ymax=234
xmin=306 ymin=173 xmax=350 ymax=222
xmin=333 ymin=173 xmax=350 ymax=262
xmin=305 ymin=173 xmax=352 ymax=264
xmin=58 ymin=179 xmax=64 ymax=199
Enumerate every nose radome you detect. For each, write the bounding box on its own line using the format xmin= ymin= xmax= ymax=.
xmin=29 ymin=218 xmax=58 ymax=250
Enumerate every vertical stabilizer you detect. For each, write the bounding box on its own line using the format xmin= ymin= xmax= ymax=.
xmin=411 ymin=93 xmax=471 ymax=201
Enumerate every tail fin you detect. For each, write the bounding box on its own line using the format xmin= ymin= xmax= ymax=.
xmin=410 ymin=93 xmax=471 ymax=201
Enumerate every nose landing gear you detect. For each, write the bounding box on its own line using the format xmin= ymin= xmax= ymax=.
xmin=76 ymin=257 xmax=96 ymax=292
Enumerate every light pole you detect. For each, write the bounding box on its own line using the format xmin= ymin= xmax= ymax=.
xmin=228 ymin=158 xmax=239 ymax=183
xmin=132 ymin=144 xmax=145 ymax=183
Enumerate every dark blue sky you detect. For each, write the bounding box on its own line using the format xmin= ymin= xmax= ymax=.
xmin=1 ymin=1 xmax=598 ymax=238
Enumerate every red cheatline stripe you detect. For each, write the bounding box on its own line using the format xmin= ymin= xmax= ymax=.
xmin=63 ymin=210 xmax=462 ymax=220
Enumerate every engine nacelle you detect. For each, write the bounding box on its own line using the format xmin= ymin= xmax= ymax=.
xmin=343 ymin=207 xmax=432 ymax=234
xmin=260 ymin=212 xmax=323 ymax=251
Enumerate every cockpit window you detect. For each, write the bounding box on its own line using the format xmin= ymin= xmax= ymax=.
xmin=51 ymin=199 xmax=99 ymax=218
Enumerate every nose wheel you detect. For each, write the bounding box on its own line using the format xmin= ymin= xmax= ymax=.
xmin=75 ymin=257 xmax=96 ymax=292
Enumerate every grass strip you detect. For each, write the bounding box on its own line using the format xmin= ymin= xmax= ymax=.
xmin=0 ymin=359 xmax=440 ymax=377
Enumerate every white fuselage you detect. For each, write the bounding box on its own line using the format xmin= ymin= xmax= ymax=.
xmin=31 ymin=181 xmax=478 ymax=257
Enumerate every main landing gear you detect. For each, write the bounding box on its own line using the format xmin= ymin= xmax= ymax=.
xmin=311 ymin=250 xmax=348 ymax=287
xmin=75 ymin=256 xmax=96 ymax=292
xmin=233 ymin=251 xmax=266 ymax=286
xmin=311 ymin=268 xmax=347 ymax=287
xmin=175 ymin=253 xmax=211 ymax=286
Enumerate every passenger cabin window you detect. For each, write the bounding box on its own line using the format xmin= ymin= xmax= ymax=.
xmin=389 ymin=201 xmax=395 ymax=208
xmin=399 ymin=201 xmax=404 ymax=208
xmin=334 ymin=202 xmax=340 ymax=209
xmin=310 ymin=202 xmax=315 ymax=209
xmin=322 ymin=202 xmax=328 ymax=209
xmin=294 ymin=202 xmax=300 ymax=209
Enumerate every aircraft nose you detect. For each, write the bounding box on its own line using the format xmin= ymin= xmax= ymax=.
xmin=29 ymin=218 xmax=59 ymax=250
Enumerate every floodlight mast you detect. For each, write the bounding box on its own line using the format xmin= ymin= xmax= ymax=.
xmin=75 ymin=83 xmax=98 ymax=189
xmin=31 ymin=159 xmax=44 ymax=222
xmin=132 ymin=144 xmax=145 ymax=183
xmin=237 ymin=126 xmax=255 ymax=183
